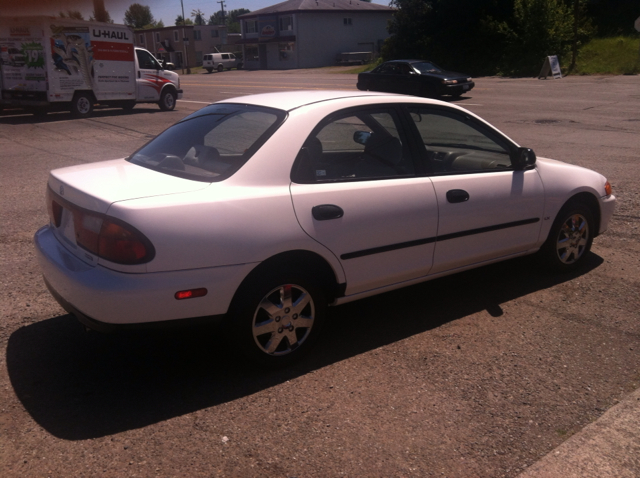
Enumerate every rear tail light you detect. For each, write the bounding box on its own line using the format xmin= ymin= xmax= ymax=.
xmin=47 ymin=186 xmax=155 ymax=265
xmin=46 ymin=187 xmax=63 ymax=227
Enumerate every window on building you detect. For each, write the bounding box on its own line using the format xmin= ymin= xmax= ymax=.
xmin=279 ymin=16 xmax=293 ymax=32
xmin=155 ymin=32 xmax=160 ymax=42
xmin=343 ymin=18 xmax=352 ymax=26
xmin=174 ymin=30 xmax=179 ymax=42
xmin=211 ymin=29 xmax=219 ymax=38
xmin=139 ymin=34 xmax=145 ymax=44
xmin=245 ymin=20 xmax=258 ymax=33
xmin=195 ymin=51 xmax=203 ymax=65
xmin=194 ymin=30 xmax=202 ymax=41
xmin=279 ymin=42 xmax=294 ymax=61
xmin=245 ymin=44 xmax=259 ymax=61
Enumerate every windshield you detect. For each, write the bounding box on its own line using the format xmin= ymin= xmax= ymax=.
xmin=128 ymin=104 xmax=287 ymax=182
xmin=411 ymin=62 xmax=443 ymax=74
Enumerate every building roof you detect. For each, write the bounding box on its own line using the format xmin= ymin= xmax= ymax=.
xmin=239 ymin=0 xmax=395 ymax=18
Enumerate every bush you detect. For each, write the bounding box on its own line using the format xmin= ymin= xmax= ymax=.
xmin=571 ymin=36 xmax=640 ymax=75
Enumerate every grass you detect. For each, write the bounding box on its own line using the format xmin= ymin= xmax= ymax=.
xmin=571 ymin=36 xmax=640 ymax=75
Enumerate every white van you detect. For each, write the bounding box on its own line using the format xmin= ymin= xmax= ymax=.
xmin=0 ymin=16 xmax=182 ymax=117
xmin=203 ymin=53 xmax=242 ymax=73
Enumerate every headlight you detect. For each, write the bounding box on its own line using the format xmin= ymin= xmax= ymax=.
xmin=442 ymin=79 xmax=458 ymax=85
xmin=467 ymin=77 xmax=472 ymax=82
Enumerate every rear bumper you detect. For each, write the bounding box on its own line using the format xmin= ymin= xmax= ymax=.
xmin=34 ymin=225 xmax=255 ymax=326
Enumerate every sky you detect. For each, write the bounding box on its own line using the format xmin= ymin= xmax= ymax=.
xmin=1 ymin=0 xmax=391 ymax=26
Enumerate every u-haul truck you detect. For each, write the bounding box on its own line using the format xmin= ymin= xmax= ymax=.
xmin=0 ymin=16 xmax=182 ymax=117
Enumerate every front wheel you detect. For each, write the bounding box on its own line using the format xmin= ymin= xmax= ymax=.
xmin=227 ymin=271 xmax=326 ymax=367
xmin=236 ymin=62 xmax=243 ymax=70
xmin=217 ymin=64 xmax=224 ymax=72
xmin=539 ymin=202 xmax=594 ymax=272
xmin=158 ymin=89 xmax=177 ymax=111
xmin=205 ymin=68 xmax=213 ymax=73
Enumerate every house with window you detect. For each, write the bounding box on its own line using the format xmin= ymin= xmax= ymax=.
xmin=134 ymin=24 xmax=231 ymax=68
xmin=238 ymin=0 xmax=394 ymax=70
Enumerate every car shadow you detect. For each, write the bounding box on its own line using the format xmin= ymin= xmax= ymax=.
xmin=6 ymin=253 xmax=603 ymax=440
xmin=0 ymin=106 xmax=175 ymax=125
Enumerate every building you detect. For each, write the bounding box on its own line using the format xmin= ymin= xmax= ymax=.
xmin=238 ymin=0 xmax=394 ymax=69
xmin=134 ymin=24 xmax=235 ymax=68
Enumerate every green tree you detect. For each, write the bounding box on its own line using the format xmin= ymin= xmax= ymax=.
xmin=191 ymin=9 xmax=206 ymax=26
xmin=59 ymin=10 xmax=85 ymax=20
xmin=176 ymin=15 xmax=194 ymax=26
xmin=384 ymin=0 xmax=584 ymax=76
xmin=124 ymin=3 xmax=155 ymax=29
xmin=495 ymin=0 xmax=574 ymax=75
xmin=90 ymin=8 xmax=113 ymax=23
xmin=208 ymin=9 xmax=250 ymax=32
xmin=90 ymin=0 xmax=113 ymax=23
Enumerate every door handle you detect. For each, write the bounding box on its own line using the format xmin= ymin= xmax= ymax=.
xmin=312 ymin=204 xmax=344 ymax=221
xmin=446 ymin=189 xmax=470 ymax=203
xmin=138 ymin=71 xmax=141 ymax=78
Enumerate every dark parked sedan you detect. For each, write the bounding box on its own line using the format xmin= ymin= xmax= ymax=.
xmin=357 ymin=60 xmax=475 ymax=98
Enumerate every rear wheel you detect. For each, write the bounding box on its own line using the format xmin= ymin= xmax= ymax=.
xmin=539 ymin=201 xmax=594 ymax=272
xmin=227 ymin=269 xmax=326 ymax=367
xmin=158 ymin=89 xmax=177 ymax=111
xmin=205 ymin=68 xmax=213 ymax=73
xmin=70 ymin=92 xmax=93 ymax=118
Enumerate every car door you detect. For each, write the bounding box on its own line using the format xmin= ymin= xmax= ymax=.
xmin=366 ymin=63 xmax=397 ymax=93
xmin=290 ymin=106 xmax=439 ymax=295
xmin=407 ymin=106 xmax=545 ymax=274
xmin=135 ymin=49 xmax=161 ymax=101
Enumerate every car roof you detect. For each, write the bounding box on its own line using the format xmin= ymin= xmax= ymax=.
xmin=216 ymin=90 xmax=436 ymax=112
xmin=386 ymin=59 xmax=432 ymax=64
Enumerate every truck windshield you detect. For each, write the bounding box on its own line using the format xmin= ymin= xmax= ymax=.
xmin=128 ymin=104 xmax=287 ymax=182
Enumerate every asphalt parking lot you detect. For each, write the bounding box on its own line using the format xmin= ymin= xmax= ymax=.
xmin=0 ymin=71 xmax=639 ymax=477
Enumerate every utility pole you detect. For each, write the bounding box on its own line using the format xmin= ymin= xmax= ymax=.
xmin=180 ymin=0 xmax=191 ymax=74
xmin=217 ymin=1 xmax=227 ymax=25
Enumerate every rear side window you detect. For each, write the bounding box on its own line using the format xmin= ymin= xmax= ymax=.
xmin=128 ymin=104 xmax=287 ymax=182
xmin=292 ymin=107 xmax=415 ymax=183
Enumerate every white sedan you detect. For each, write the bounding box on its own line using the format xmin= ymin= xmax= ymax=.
xmin=35 ymin=91 xmax=616 ymax=366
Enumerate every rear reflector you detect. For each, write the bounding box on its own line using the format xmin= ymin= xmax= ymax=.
xmin=175 ymin=288 xmax=208 ymax=300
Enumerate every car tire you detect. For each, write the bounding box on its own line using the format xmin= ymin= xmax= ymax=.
xmin=205 ymin=68 xmax=213 ymax=73
xmin=539 ymin=201 xmax=595 ymax=272
xmin=217 ymin=64 xmax=224 ymax=72
xmin=237 ymin=62 xmax=243 ymax=70
xmin=227 ymin=269 xmax=327 ymax=367
xmin=70 ymin=92 xmax=94 ymax=118
xmin=158 ymin=89 xmax=177 ymax=111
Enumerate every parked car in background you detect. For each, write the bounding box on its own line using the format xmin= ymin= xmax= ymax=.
xmin=35 ymin=90 xmax=615 ymax=367
xmin=357 ymin=60 xmax=475 ymax=98
xmin=203 ymin=52 xmax=243 ymax=72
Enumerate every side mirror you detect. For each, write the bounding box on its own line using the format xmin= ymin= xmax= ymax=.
xmin=512 ymin=147 xmax=536 ymax=170
xmin=353 ymin=130 xmax=372 ymax=145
